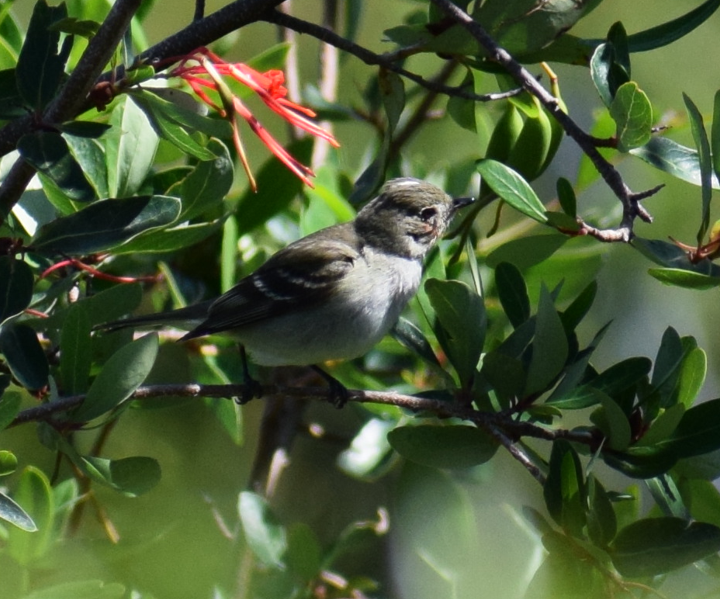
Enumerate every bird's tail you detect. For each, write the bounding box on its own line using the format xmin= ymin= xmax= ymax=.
xmin=95 ymin=301 xmax=213 ymax=333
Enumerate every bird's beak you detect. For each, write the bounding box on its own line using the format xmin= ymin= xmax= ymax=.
xmin=452 ymin=196 xmax=475 ymax=212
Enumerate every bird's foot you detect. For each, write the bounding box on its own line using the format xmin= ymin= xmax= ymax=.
xmin=311 ymin=365 xmax=349 ymax=409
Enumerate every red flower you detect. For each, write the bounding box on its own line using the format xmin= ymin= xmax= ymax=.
xmin=170 ymin=48 xmax=339 ymax=191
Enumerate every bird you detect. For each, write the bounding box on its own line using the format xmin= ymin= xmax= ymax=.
xmin=99 ymin=178 xmax=474 ymax=405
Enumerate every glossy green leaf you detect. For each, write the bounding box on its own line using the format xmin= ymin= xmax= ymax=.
xmin=525 ymin=286 xmax=568 ymax=395
xmin=22 ymin=580 xmax=126 ymax=599
xmin=480 ymin=350 xmax=526 ymax=407
xmin=18 ymin=132 xmax=96 ymax=202
xmin=7 ymin=466 xmax=54 ymax=564
xmin=63 ymin=134 xmax=109 ymax=198
xmin=0 ymin=256 xmax=34 ymax=325
xmin=634 ymin=237 xmax=720 ymax=276
xmin=81 ymin=456 xmax=161 ymax=497
xmin=648 ymin=267 xmax=720 ymax=289
xmin=626 ymin=0 xmax=720 ymax=53
xmin=590 ymin=40 xmax=629 ymax=107
xmin=60 ymin=303 xmax=92 ymax=394
xmin=631 ymin=137 xmax=720 ymax=189
xmin=236 ymin=138 xmax=313 ymax=234
xmin=0 ymin=390 xmax=21 ymax=431
xmin=684 ymin=93 xmax=713 ymax=242
xmin=603 ymin=445 xmax=677 ymax=479
xmin=0 ymin=324 xmax=49 ymax=390
xmin=15 ymin=0 xmax=70 ymax=110
xmin=612 ymin=517 xmax=720 ymax=577
xmin=610 ymin=82 xmax=653 ymax=151
xmin=425 ymin=278 xmax=485 ymax=386
xmin=32 ymin=195 xmax=181 ymax=255
xmin=238 ymin=491 xmax=287 ymax=568
xmin=111 ymin=219 xmax=223 ymax=254
xmin=388 ymin=425 xmax=498 ymax=470
xmin=0 ymin=490 xmax=36 ymax=532
xmin=651 ymin=326 xmax=685 ymax=408
xmin=495 ymin=262 xmax=530 ymax=328
xmin=476 ymin=159 xmax=547 ymax=223
xmin=106 ymin=96 xmax=158 ymax=198
xmin=58 ymin=121 xmax=111 ymax=138
xmin=655 ymin=398 xmax=720 ymax=458
xmin=72 ymin=333 xmax=158 ymax=422
xmin=486 ymin=234 xmax=567 ymax=270
xmin=174 ymin=139 xmax=233 ymax=221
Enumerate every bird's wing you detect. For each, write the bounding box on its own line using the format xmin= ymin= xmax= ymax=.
xmin=182 ymin=224 xmax=360 ymax=339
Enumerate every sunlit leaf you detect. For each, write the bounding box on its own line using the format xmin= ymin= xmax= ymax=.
xmin=238 ymin=491 xmax=287 ymax=568
xmin=477 ymin=159 xmax=547 ymax=222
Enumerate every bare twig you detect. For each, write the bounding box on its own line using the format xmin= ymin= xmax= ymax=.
xmin=262 ymin=10 xmax=521 ymax=104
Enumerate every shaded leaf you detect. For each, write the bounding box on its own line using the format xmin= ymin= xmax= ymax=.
xmin=0 ymin=256 xmax=34 ymax=325
xmin=388 ymin=425 xmax=498 ymax=470
xmin=72 ymin=333 xmax=158 ymax=422
xmin=495 ymin=262 xmax=530 ymax=328
xmin=32 ymin=195 xmax=181 ymax=255
xmin=525 ymin=286 xmax=568 ymax=395
xmin=22 ymin=580 xmax=125 ymax=599
xmin=0 ymin=391 xmax=22 ymax=431
xmin=612 ymin=517 xmax=720 ymax=577
xmin=391 ymin=317 xmax=441 ymax=368
xmin=486 ymin=234 xmax=567 ymax=270
xmin=591 ymin=389 xmax=632 ymax=451
xmin=684 ymin=93 xmax=713 ymax=243
xmin=655 ymin=398 xmax=720 ymax=459
xmin=111 ymin=219 xmax=223 ymax=255
xmin=60 ymin=303 xmax=92 ymax=394
xmin=81 ymin=456 xmax=161 ymax=497
xmin=238 ymin=491 xmax=287 ymax=568
xmin=0 ymin=324 xmax=49 ymax=390
xmin=7 ymin=467 xmax=54 ymax=565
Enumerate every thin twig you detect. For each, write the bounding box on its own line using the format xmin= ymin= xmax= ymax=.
xmin=262 ymin=10 xmax=521 ymax=104
xmin=429 ymin=0 xmax=663 ymax=241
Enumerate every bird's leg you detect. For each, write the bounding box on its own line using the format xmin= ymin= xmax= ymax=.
xmin=237 ymin=345 xmax=263 ymax=404
xmin=311 ymin=365 xmax=349 ymax=408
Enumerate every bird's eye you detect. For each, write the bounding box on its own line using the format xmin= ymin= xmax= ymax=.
xmin=420 ymin=207 xmax=437 ymax=221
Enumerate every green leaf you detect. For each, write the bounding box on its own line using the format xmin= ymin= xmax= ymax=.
xmin=81 ymin=456 xmax=161 ymax=497
xmin=495 ymin=262 xmax=530 ymax=328
xmin=388 ymin=425 xmax=498 ymax=470
xmin=22 ymin=580 xmax=125 ymax=599
xmin=609 ymin=82 xmax=653 ymax=151
xmin=58 ymin=121 xmax=111 ymax=138
xmin=637 ymin=403 xmax=685 ymax=447
xmin=676 ymin=347 xmax=707 ymax=408
xmin=481 ymin=350 xmax=526 ymax=407
xmin=106 ymin=96 xmax=158 ymax=198
xmin=655 ymin=398 xmax=720 ymax=459
xmin=590 ymin=39 xmax=629 ymax=107
xmin=72 ymin=333 xmax=158 ymax=422
xmin=631 ymin=137 xmax=720 ymax=189
xmin=60 ymin=303 xmax=92 ymax=394
xmin=544 ymin=440 xmax=586 ymax=534
xmin=0 ymin=490 xmax=36 ymax=531
xmin=7 ymin=466 xmax=54 ymax=565
xmin=32 ymin=195 xmax=181 ymax=255
xmin=63 ymin=134 xmax=109 ymax=198
xmin=174 ymin=139 xmax=233 ymax=221
xmin=634 ymin=237 xmax=720 ymax=276
xmin=235 ymin=138 xmax=314 ymax=234
xmin=18 ymin=132 xmax=96 ymax=202
xmin=556 ymin=177 xmax=576 ymax=218
xmin=73 ymin=282 xmax=142 ymax=328
xmin=648 ymin=267 xmax=720 ymax=289
xmin=486 ymin=233 xmax=567 ymax=270
xmin=603 ymin=445 xmax=677 ymax=479
xmin=612 ymin=517 xmax=720 ymax=577
xmin=712 ymin=90 xmax=720 ymax=185
xmin=587 ymin=476 xmax=617 ymax=547
xmin=684 ymin=93 xmax=713 ymax=243
xmin=560 ymin=280 xmax=598 ymax=333
xmin=337 ymin=418 xmax=394 ymax=479
xmin=651 ymin=326 xmax=685 ymax=408
xmin=425 ymin=278 xmax=485 ymax=386
xmin=15 ymin=0 xmax=70 ymax=110
xmin=0 ymin=449 xmax=17 ymax=476
xmin=626 ymin=0 xmax=720 ymax=53
xmin=391 ymin=317 xmax=441 ymax=369
xmin=591 ymin=389 xmax=632 ymax=451
xmin=0 ymin=256 xmax=34 ymax=325
xmin=0 ymin=390 xmax=22 ymax=431
xmin=476 ymin=159 xmax=547 ymax=223
xmin=238 ymin=491 xmax=287 ymax=568
xmin=0 ymin=324 xmax=49 ymax=390
xmin=286 ymin=523 xmax=322 ymax=580
xmin=110 ymin=219 xmax=223 ymax=255
xmin=525 ymin=286 xmax=568 ymax=395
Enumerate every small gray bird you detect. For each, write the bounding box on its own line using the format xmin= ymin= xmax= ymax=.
xmin=100 ymin=178 xmax=473 ymax=402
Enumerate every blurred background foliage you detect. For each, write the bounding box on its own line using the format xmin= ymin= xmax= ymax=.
xmin=3 ymin=1 xmax=720 ymax=598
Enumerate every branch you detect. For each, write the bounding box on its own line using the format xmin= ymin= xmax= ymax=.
xmin=262 ymin=9 xmax=520 ymax=104
xmin=429 ymin=0 xmax=663 ymax=241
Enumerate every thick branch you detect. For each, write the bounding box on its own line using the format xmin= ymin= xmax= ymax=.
xmin=429 ymin=0 xmax=662 ymax=241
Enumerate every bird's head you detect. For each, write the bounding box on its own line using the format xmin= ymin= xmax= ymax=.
xmin=355 ymin=178 xmax=474 ymax=259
